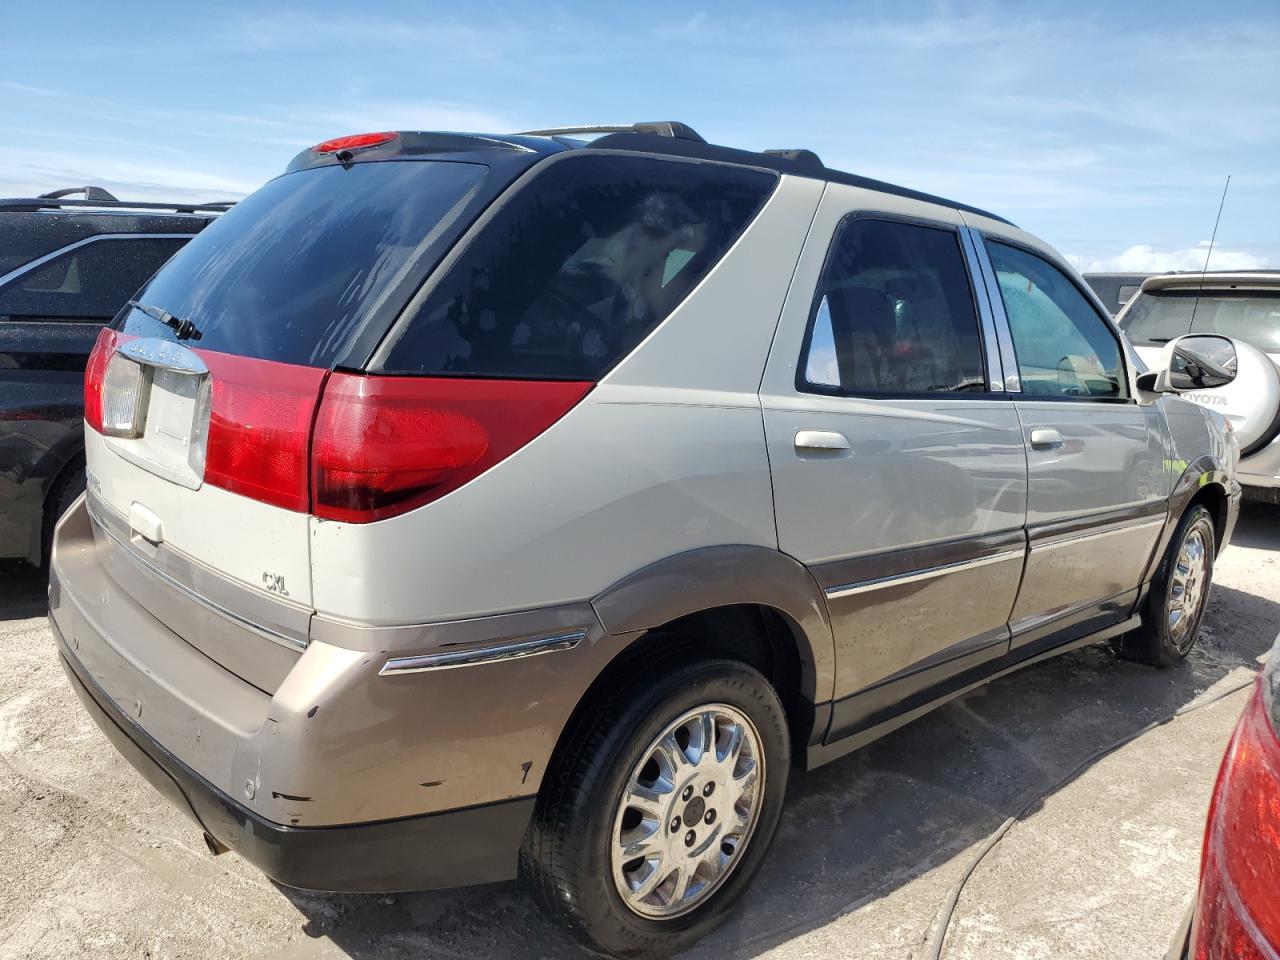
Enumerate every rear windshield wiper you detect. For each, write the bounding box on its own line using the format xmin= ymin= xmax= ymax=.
xmin=127 ymin=300 xmax=203 ymax=341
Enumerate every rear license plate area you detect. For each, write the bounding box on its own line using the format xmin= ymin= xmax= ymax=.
xmin=103 ymin=366 xmax=210 ymax=490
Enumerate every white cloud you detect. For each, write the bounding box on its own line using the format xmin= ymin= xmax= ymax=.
xmin=0 ymin=146 xmax=259 ymax=204
xmin=1069 ymin=242 xmax=1271 ymax=273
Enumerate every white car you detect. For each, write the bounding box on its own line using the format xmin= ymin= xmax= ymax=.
xmin=1118 ymin=272 xmax=1280 ymax=501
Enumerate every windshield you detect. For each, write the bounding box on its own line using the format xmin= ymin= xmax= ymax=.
xmin=1120 ymin=290 xmax=1280 ymax=353
xmin=118 ymin=159 xmax=489 ymax=367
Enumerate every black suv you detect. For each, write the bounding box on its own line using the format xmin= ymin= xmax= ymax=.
xmin=0 ymin=187 xmax=230 ymax=564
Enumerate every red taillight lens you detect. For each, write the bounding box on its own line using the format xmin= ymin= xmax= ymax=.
xmin=312 ymin=132 xmax=397 ymax=153
xmin=1193 ymin=684 xmax=1280 ymax=959
xmin=199 ymin=351 xmax=327 ymax=512
xmin=91 ymin=338 xmax=589 ymax=520
xmin=311 ymin=374 xmax=592 ymax=523
xmin=83 ymin=327 xmax=118 ymax=433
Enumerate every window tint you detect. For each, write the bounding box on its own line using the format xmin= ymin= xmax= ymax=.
xmin=0 ymin=237 xmax=187 ymax=320
xmin=382 ymin=155 xmax=776 ymax=379
xmin=121 ymin=160 xmax=490 ymax=366
xmin=986 ymin=241 xmax=1127 ymax=400
xmin=1120 ymin=291 xmax=1280 ymax=353
xmin=799 ymin=218 xmax=986 ymax=395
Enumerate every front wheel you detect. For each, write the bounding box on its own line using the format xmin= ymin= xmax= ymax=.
xmin=521 ymin=655 xmax=790 ymax=959
xmin=1118 ymin=504 xmax=1217 ymax=667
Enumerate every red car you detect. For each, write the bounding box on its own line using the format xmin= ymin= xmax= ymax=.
xmin=1180 ymin=663 xmax=1280 ymax=958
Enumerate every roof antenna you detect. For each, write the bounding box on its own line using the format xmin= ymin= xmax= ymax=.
xmin=1188 ymin=174 xmax=1231 ymax=333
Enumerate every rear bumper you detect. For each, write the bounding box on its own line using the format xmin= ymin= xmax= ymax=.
xmin=1240 ymin=438 xmax=1280 ymax=492
xmin=52 ymin=609 xmax=533 ymax=892
xmin=1241 ymin=482 xmax=1280 ymax=503
xmin=47 ymin=495 xmax=628 ymax=891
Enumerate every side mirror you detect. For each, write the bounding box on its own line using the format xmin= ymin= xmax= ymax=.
xmin=1136 ymin=334 xmax=1238 ymax=394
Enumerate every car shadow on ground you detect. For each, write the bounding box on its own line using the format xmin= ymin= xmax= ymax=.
xmin=278 ymin=507 xmax=1280 ymax=960
xmin=0 ymin=560 xmax=47 ymax=621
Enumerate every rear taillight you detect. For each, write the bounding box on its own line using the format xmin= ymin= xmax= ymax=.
xmin=83 ymin=327 xmax=118 ymax=433
xmin=1192 ymin=680 xmax=1280 ymax=959
xmin=200 ymin=351 xmax=327 ymax=512
xmin=91 ymin=337 xmax=590 ymax=521
xmin=311 ymin=374 xmax=591 ymax=523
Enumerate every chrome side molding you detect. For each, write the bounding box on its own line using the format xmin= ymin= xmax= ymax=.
xmin=1033 ymin=516 xmax=1164 ymax=552
xmin=379 ymin=630 xmax=588 ymax=675
xmin=825 ymin=548 xmax=1024 ymax=601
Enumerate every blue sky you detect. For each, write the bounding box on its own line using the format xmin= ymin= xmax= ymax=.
xmin=3 ymin=0 xmax=1277 ymax=271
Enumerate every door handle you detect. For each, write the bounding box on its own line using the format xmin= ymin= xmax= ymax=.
xmin=794 ymin=430 xmax=851 ymax=452
xmin=1029 ymin=427 xmax=1065 ymax=449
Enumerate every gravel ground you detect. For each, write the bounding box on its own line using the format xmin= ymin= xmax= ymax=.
xmin=1 ymin=506 xmax=1277 ymax=960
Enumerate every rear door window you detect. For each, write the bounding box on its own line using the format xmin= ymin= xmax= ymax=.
xmin=119 ymin=160 xmax=490 ymax=367
xmin=379 ymin=154 xmax=777 ymax=379
xmin=799 ymin=217 xmax=988 ymax=395
xmin=0 ymin=237 xmax=187 ymax=320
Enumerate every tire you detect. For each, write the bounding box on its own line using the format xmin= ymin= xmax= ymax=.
xmin=521 ymin=653 xmax=790 ymax=959
xmin=40 ymin=461 xmax=85 ymax=568
xmin=1118 ymin=504 xmax=1216 ymax=667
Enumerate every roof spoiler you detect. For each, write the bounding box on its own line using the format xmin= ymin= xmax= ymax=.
xmin=1142 ymin=271 xmax=1280 ymax=293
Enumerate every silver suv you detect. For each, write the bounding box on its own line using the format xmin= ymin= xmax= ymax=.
xmin=50 ymin=122 xmax=1241 ymax=958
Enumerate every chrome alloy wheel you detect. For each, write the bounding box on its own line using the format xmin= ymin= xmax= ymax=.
xmin=610 ymin=703 xmax=765 ymax=919
xmin=1169 ymin=527 xmax=1209 ymax=651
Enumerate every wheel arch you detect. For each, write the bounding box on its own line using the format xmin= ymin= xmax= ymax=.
xmin=1142 ymin=455 xmax=1234 ymax=591
xmin=1171 ymin=455 xmax=1234 ymax=548
xmin=590 ymin=544 xmax=836 ymax=708
xmin=546 ymin=546 xmax=839 ymax=775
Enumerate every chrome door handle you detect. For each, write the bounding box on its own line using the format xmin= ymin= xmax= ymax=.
xmin=794 ymin=430 xmax=851 ymax=452
xmin=1029 ymin=427 xmax=1064 ymax=449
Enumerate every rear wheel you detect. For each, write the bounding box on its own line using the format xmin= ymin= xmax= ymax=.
xmin=521 ymin=655 xmax=789 ymax=959
xmin=1118 ymin=504 xmax=1216 ymax=667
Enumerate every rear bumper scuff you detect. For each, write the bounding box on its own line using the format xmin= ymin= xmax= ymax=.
xmin=54 ymin=615 xmax=533 ymax=892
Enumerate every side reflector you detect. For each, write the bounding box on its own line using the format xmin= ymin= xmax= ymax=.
xmin=199 ymin=351 xmax=327 ymax=512
xmin=311 ymin=375 xmax=592 ymax=523
xmin=312 ymin=132 xmax=397 ymax=154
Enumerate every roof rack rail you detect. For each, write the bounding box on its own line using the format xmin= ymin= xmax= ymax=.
xmin=516 ymin=121 xmax=706 ymax=143
xmin=0 ymin=192 xmax=236 ymax=214
xmin=39 ymin=186 xmax=120 ymax=202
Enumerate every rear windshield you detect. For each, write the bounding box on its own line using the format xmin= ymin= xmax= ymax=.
xmin=1120 ymin=290 xmax=1280 ymax=353
xmin=118 ymin=160 xmax=489 ymax=366
xmin=379 ymin=154 xmax=777 ymax=379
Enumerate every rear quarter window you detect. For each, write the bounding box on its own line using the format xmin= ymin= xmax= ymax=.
xmin=379 ymin=154 xmax=777 ymax=379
